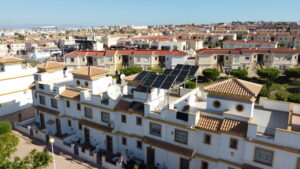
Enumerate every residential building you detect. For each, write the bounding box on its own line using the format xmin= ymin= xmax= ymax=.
xmin=196 ymin=48 xmax=300 ymax=72
xmin=223 ymin=40 xmax=278 ymax=49
xmin=0 ymin=57 xmax=37 ymax=116
xmin=16 ymin=64 xmax=300 ymax=169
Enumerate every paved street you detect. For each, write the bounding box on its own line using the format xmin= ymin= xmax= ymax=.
xmin=12 ymin=131 xmax=100 ymax=169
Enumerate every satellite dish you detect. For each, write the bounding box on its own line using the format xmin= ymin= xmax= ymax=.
xmin=107 ymin=85 xmax=122 ymax=100
xmin=120 ymin=74 xmax=125 ymax=80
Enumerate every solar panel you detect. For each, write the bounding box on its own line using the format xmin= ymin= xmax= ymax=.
xmin=171 ymin=69 xmax=181 ymax=76
xmin=151 ymin=75 xmax=167 ymax=88
xmin=175 ymin=70 xmax=189 ymax=82
xmin=141 ymin=72 xmax=156 ymax=82
xmin=162 ymin=69 xmax=172 ymax=76
xmin=174 ymin=64 xmax=184 ymax=70
xmin=134 ymin=71 xmax=149 ymax=81
xmin=144 ymin=74 xmax=158 ymax=87
xmin=161 ymin=75 xmax=177 ymax=89
xmin=188 ymin=66 xmax=199 ymax=76
xmin=182 ymin=65 xmax=192 ymax=70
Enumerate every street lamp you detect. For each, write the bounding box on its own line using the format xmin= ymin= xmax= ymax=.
xmin=49 ymin=137 xmax=56 ymax=169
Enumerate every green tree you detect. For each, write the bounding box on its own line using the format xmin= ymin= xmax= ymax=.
xmin=259 ymin=87 xmax=270 ymax=98
xmin=184 ymin=81 xmax=196 ymax=89
xmin=120 ymin=66 xmax=143 ymax=76
xmin=275 ymin=90 xmax=288 ymax=101
xmin=231 ymin=69 xmax=248 ymax=79
xmin=202 ymin=68 xmax=220 ymax=81
xmin=0 ymin=122 xmax=52 ymax=169
xmin=288 ymin=94 xmax=300 ymax=103
xmin=257 ymin=68 xmax=281 ymax=81
xmin=0 ymin=121 xmax=12 ymax=134
xmin=285 ymin=68 xmax=300 ymax=78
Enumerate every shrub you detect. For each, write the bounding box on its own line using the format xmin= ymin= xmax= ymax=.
xmin=288 ymin=94 xmax=300 ymax=103
xmin=202 ymin=68 xmax=220 ymax=81
xmin=231 ymin=69 xmax=248 ymax=79
xmin=184 ymin=81 xmax=196 ymax=89
xmin=120 ymin=66 xmax=142 ymax=76
xmin=285 ymin=68 xmax=300 ymax=78
xmin=257 ymin=68 xmax=281 ymax=81
xmin=259 ymin=87 xmax=270 ymax=98
xmin=275 ymin=90 xmax=288 ymax=101
xmin=0 ymin=121 xmax=12 ymax=135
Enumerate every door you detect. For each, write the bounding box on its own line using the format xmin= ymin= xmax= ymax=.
xmin=84 ymin=128 xmax=90 ymax=145
xmin=87 ymin=57 xmax=93 ymax=66
xmin=74 ymin=143 xmax=79 ymax=156
xmin=147 ymin=147 xmax=155 ymax=166
xmin=40 ymin=113 xmax=45 ymax=128
xmin=122 ymin=55 xmax=129 ymax=67
xmin=106 ymin=135 xmax=113 ymax=153
xmin=55 ymin=118 xmax=61 ymax=135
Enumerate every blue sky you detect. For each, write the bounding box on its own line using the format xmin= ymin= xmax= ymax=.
xmin=1 ymin=0 xmax=299 ymax=28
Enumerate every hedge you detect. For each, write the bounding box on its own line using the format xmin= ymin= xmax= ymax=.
xmin=257 ymin=68 xmax=280 ymax=81
xmin=285 ymin=68 xmax=300 ymax=78
xmin=288 ymin=94 xmax=300 ymax=103
xmin=0 ymin=121 xmax=12 ymax=135
xmin=202 ymin=68 xmax=220 ymax=81
xmin=231 ymin=69 xmax=248 ymax=79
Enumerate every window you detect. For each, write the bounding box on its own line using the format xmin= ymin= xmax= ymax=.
xmin=122 ymin=137 xmax=127 ymax=145
xmin=136 ymin=117 xmax=142 ymax=126
xmin=78 ymin=123 xmax=82 ymax=130
xmin=101 ymin=112 xmax=110 ymax=123
xmin=175 ymin=129 xmax=188 ymax=144
xmin=137 ymin=140 xmax=142 ymax=149
xmin=201 ymin=161 xmax=209 ymax=169
xmin=76 ymin=80 xmax=80 ymax=85
xmin=254 ymin=147 xmax=274 ymax=166
xmin=39 ymin=95 xmax=45 ymax=105
xmin=149 ymin=123 xmax=161 ymax=137
xmin=77 ymin=103 xmax=81 ymax=110
xmin=70 ymin=58 xmax=74 ymax=62
xmin=66 ymin=100 xmax=70 ymax=108
xmin=155 ymin=57 xmax=157 ymax=61
xmin=34 ymin=92 xmax=37 ymax=98
xmin=84 ymin=107 xmax=93 ymax=119
xmin=203 ymin=134 xmax=211 ymax=145
xmin=236 ymin=104 xmax=244 ymax=112
xmin=82 ymin=58 xmax=85 ymax=61
xmin=121 ymin=114 xmax=127 ymax=123
xmin=84 ymin=81 xmax=89 ymax=87
xmin=68 ymin=120 xmax=72 ymax=127
xmin=38 ymin=84 xmax=44 ymax=89
xmin=180 ymin=158 xmax=189 ymax=169
xmin=137 ymin=57 xmax=140 ymax=62
xmin=213 ymin=100 xmax=221 ymax=108
xmin=229 ymin=138 xmax=238 ymax=149
xmin=51 ymin=98 xmax=57 ymax=108
xmin=226 ymin=56 xmax=229 ymax=60
xmin=144 ymin=57 xmax=149 ymax=62
xmin=245 ymin=57 xmax=250 ymax=60
xmin=296 ymin=158 xmax=300 ymax=169
xmin=173 ymin=45 xmax=178 ymax=50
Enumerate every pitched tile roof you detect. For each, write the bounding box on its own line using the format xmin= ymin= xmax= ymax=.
xmin=79 ymin=119 xmax=113 ymax=133
xmin=142 ymin=136 xmax=193 ymax=157
xmin=224 ymin=40 xmax=278 ymax=44
xmin=60 ymin=89 xmax=80 ymax=100
xmin=196 ymin=115 xmax=248 ymax=137
xmin=36 ymin=61 xmax=65 ymax=70
xmin=71 ymin=66 xmax=109 ymax=77
xmin=35 ymin=106 xmax=59 ymax=116
xmin=0 ymin=57 xmax=23 ymax=65
xmin=204 ymin=79 xmax=262 ymax=99
xmin=65 ymin=51 xmax=106 ymax=57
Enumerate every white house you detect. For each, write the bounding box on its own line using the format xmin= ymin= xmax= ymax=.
xmin=223 ymin=40 xmax=278 ymax=49
xmin=0 ymin=57 xmax=37 ymax=116
xmin=16 ymin=63 xmax=300 ymax=169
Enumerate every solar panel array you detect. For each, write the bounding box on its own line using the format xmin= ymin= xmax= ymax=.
xmin=133 ymin=64 xmax=199 ymax=89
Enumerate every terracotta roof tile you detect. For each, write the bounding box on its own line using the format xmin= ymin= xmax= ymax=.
xmin=35 ymin=106 xmax=59 ymax=116
xmin=65 ymin=51 xmax=106 ymax=57
xmin=142 ymin=136 xmax=193 ymax=157
xmin=36 ymin=61 xmax=65 ymax=70
xmin=60 ymin=89 xmax=80 ymax=100
xmin=0 ymin=57 xmax=23 ymax=64
xmin=196 ymin=115 xmax=248 ymax=137
xmin=204 ymin=79 xmax=262 ymax=98
xmin=79 ymin=119 xmax=113 ymax=133
xmin=220 ymin=118 xmax=248 ymax=137
xmin=71 ymin=66 xmax=109 ymax=77
xmin=224 ymin=40 xmax=278 ymax=44
xmin=196 ymin=116 xmax=222 ymax=132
